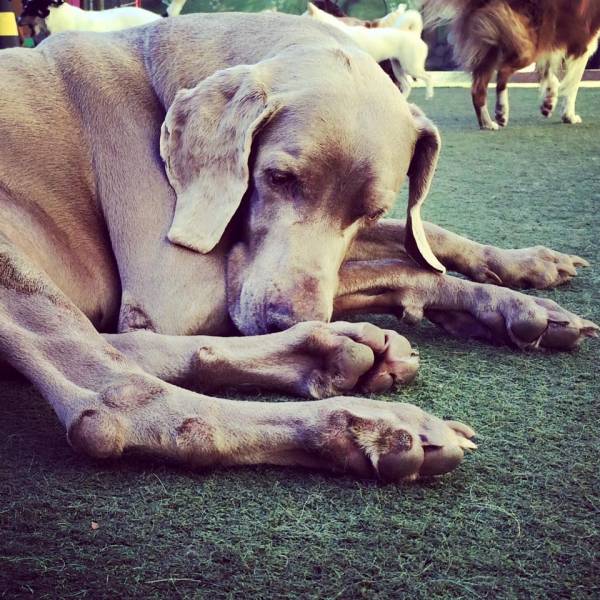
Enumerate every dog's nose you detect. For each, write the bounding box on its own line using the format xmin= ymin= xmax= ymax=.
xmin=264 ymin=303 xmax=295 ymax=333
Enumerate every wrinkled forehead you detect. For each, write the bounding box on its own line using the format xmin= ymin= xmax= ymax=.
xmin=259 ymin=56 xmax=418 ymax=191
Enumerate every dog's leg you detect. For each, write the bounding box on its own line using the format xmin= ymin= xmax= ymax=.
xmin=559 ymin=41 xmax=597 ymax=124
xmin=103 ymin=321 xmax=420 ymax=397
xmin=388 ymin=59 xmax=413 ymax=97
xmin=390 ymin=50 xmax=432 ymax=99
xmin=538 ymin=56 xmax=560 ymax=118
xmin=471 ymin=51 xmax=499 ymax=130
xmin=0 ymin=248 xmax=474 ymax=480
xmin=349 ymin=218 xmax=589 ymax=289
xmin=418 ymin=71 xmax=434 ymax=100
xmin=494 ymin=66 xmax=513 ymax=127
xmin=334 ymin=259 xmax=598 ymax=350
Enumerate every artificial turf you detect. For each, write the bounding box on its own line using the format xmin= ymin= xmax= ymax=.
xmin=1 ymin=87 xmax=599 ymax=599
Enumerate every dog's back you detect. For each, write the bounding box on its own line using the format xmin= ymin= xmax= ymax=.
xmin=423 ymin=0 xmax=600 ymax=69
xmin=0 ymin=46 xmax=90 ymax=209
xmin=0 ymin=44 xmax=125 ymax=320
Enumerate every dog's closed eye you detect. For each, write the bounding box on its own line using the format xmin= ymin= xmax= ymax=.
xmin=266 ymin=169 xmax=297 ymax=187
xmin=365 ymin=208 xmax=387 ymax=223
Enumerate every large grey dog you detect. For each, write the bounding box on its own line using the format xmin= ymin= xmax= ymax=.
xmin=0 ymin=13 xmax=597 ymax=482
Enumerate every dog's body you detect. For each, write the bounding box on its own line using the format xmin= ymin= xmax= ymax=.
xmin=18 ymin=0 xmax=160 ymax=34
xmin=311 ymin=0 xmax=423 ymax=95
xmin=423 ymin=0 xmax=600 ymax=129
xmin=311 ymin=0 xmax=414 ymax=94
xmin=307 ymin=3 xmax=433 ymax=98
xmin=313 ymin=0 xmax=422 ymax=34
xmin=0 ymin=13 xmax=596 ymax=482
xmin=381 ymin=7 xmax=423 ymax=34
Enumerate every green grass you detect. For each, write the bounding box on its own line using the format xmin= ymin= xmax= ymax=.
xmin=1 ymin=88 xmax=599 ymax=599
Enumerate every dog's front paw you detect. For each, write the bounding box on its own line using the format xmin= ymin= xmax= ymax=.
xmin=282 ymin=321 xmax=419 ymax=399
xmin=314 ymin=399 xmax=476 ymax=482
xmin=425 ymin=288 xmax=598 ymax=351
xmin=468 ymin=245 xmax=589 ymax=290
xmin=330 ymin=322 xmax=419 ymax=393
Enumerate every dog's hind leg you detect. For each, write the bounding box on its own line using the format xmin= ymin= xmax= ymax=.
xmin=538 ymin=55 xmax=560 ymax=118
xmin=494 ymin=65 xmax=514 ymax=127
xmin=334 ymin=259 xmax=598 ymax=351
xmin=471 ymin=49 xmax=499 ymax=130
xmin=0 ymin=243 xmax=187 ymax=455
xmin=0 ymin=246 xmax=474 ymax=479
xmin=391 ymin=49 xmax=433 ymax=99
xmin=389 ymin=59 xmax=413 ymax=97
xmin=559 ymin=39 xmax=597 ymax=124
xmin=0 ymin=242 xmax=472 ymax=478
xmin=416 ymin=70 xmax=434 ymax=100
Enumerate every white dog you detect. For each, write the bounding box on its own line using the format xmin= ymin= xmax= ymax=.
xmin=19 ymin=0 xmax=161 ymax=34
xmin=306 ymin=2 xmax=433 ymax=99
xmin=379 ymin=5 xmax=423 ymax=36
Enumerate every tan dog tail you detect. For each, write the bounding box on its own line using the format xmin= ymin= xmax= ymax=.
xmin=423 ymin=0 xmax=532 ymax=71
xmin=421 ymin=0 xmax=468 ymax=27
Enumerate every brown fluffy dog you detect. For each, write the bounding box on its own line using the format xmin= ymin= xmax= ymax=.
xmin=423 ymin=0 xmax=600 ymax=129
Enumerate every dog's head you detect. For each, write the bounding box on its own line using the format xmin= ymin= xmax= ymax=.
xmin=18 ymin=0 xmax=62 ymax=26
xmin=159 ymin=49 xmax=443 ymax=335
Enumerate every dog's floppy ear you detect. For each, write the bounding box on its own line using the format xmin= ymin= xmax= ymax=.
xmin=404 ymin=104 xmax=446 ymax=273
xmin=160 ymin=64 xmax=279 ymax=254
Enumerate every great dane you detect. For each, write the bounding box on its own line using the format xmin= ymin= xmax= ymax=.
xmin=0 ymin=13 xmax=596 ymax=482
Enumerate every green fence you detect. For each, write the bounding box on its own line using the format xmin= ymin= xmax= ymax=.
xmin=168 ymin=0 xmax=406 ymax=19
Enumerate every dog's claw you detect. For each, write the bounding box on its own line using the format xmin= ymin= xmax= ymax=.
xmin=570 ymin=255 xmax=590 ymax=268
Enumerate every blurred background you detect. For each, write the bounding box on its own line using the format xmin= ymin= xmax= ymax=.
xmin=7 ymin=0 xmax=600 ymax=70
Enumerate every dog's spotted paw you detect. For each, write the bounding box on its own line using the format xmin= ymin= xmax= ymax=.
xmin=316 ymin=399 xmax=476 ymax=482
xmin=495 ymin=114 xmax=508 ymax=127
xmin=425 ymin=289 xmax=598 ymax=351
xmin=291 ymin=321 xmax=419 ymax=398
xmin=495 ymin=108 xmax=509 ymax=127
xmin=466 ymin=245 xmax=590 ymax=290
xmin=540 ymin=98 xmax=555 ymax=117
